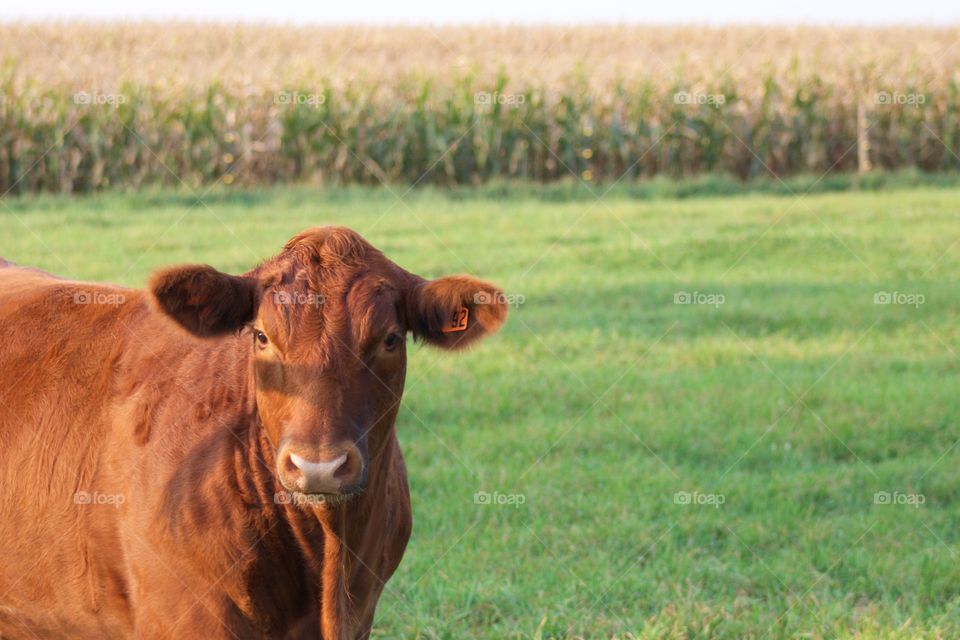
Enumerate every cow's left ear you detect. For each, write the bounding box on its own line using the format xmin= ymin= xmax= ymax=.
xmin=148 ymin=264 xmax=260 ymax=336
xmin=406 ymin=275 xmax=508 ymax=350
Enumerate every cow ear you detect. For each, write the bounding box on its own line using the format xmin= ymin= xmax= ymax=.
xmin=148 ymin=264 xmax=260 ymax=336
xmin=406 ymin=275 xmax=508 ymax=350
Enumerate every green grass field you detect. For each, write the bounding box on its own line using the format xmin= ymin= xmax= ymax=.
xmin=3 ymin=183 xmax=960 ymax=639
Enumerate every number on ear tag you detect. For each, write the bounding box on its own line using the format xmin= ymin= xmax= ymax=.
xmin=442 ymin=305 xmax=469 ymax=333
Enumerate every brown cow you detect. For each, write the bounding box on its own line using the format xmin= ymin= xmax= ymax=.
xmin=0 ymin=227 xmax=507 ymax=639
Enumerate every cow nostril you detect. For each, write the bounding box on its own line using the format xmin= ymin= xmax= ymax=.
xmin=283 ymin=452 xmax=301 ymax=476
xmin=332 ymin=453 xmax=355 ymax=480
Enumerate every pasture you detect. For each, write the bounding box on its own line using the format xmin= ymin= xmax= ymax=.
xmin=2 ymin=183 xmax=960 ymax=638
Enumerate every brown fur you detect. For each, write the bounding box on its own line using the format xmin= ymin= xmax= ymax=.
xmin=0 ymin=227 xmax=506 ymax=639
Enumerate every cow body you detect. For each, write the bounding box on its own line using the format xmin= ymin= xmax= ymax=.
xmin=0 ymin=267 xmax=410 ymax=638
xmin=0 ymin=229 xmax=506 ymax=639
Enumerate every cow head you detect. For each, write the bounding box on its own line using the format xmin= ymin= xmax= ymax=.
xmin=148 ymin=227 xmax=507 ymax=502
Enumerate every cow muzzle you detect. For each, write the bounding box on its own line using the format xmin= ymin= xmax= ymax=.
xmin=277 ymin=443 xmax=365 ymax=497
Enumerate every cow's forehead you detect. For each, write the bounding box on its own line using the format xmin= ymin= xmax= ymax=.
xmin=258 ymin=262 xmax=400 ymax=351
xmin=248 ymin=227 xmax=410 ymax=348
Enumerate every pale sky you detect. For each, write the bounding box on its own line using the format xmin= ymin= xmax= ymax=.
xmin=0 ymin=0 xmax=956 ymax=25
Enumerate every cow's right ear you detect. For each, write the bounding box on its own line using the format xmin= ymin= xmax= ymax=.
xmin=148 ymin=264 xmax=260 ymax=336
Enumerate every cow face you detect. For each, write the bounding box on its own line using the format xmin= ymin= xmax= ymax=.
xmin=149 ymin=227 xmax=507 ymax=502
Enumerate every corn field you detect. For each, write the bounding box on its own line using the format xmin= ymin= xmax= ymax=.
xmin=1 ymin=23 xmax=959 ymax=193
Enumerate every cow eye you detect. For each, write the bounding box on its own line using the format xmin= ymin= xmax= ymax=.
xmin=254 ymin=330 xmax=269 ymax=347
xmin=383 ymin=333 xmax=404 ymax=352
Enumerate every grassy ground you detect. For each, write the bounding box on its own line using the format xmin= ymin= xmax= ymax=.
xmin=2 ymin=184 xmax=960 ymax=638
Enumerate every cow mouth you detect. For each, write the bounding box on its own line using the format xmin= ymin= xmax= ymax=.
xmin=304 ymin=490 xmax=358 ymax=505
xmin=280 ymin=489 xmax=360 ymax=508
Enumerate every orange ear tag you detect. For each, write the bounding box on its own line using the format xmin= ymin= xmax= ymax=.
xmin=442 ymin=305 xmax=469 ymax=333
